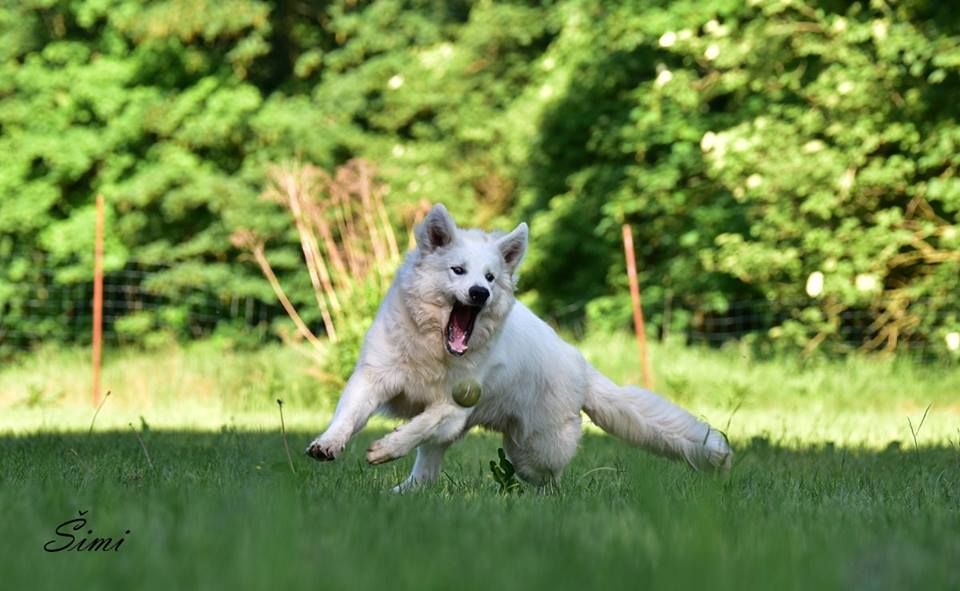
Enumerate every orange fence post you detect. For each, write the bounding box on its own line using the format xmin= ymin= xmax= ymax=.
xmin=92 ymin=194 xmax=104 ymax=407
xmin=621 ymin=224 xmax=654 ymax=390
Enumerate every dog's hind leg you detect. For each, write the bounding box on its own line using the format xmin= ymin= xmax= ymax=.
xmin=583 ymin=367 xmax=732 ymax=471
xmin=392 ymin=442 xmax=451 ymax=493
xmin=502 ymin=413 xmax=582 ymax=488
xmin=306 ymin=369 xmax=389 ymax=461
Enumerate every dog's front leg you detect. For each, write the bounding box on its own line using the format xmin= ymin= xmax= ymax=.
xmin=306 ymin=367 xmax=387 ymax=461
xmin=366 ymin=403 xmax=468 ymax=465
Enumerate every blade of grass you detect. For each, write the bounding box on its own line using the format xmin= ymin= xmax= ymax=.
xmin=87 ymin=390 xmax=111 ymax=435
xmin=277 ymin=399 xmax=297 ymax=475
xmin=129 ymin=422 xmax=155 ymax=470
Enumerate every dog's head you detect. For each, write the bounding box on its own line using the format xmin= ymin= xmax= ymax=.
xmin=401 ymin=204 xmax=527 ymax=358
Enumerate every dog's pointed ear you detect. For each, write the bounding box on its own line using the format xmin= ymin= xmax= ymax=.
xmin=497 ymin=222 xmax=528 ymax=273
xmin=415 ymin=204 xmax=457 ymax=252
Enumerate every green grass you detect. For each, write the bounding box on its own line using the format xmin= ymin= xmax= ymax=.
xmin=1 ymin=336 xmax=958 ymax=590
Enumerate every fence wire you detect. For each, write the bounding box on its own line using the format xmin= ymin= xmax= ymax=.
xmin=2 ymin=263 xmax=958 ymax=361
xmin=0 ymin=263 xmax=288 ymax=351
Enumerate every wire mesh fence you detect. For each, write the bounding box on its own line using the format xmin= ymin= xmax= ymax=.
xmin=536 ymin=294 xmax=959 ymax=362
xmin=2 ymin=261 xmax=959 ymax=361
xmin=0 ymin=263 xmax=290 ymax=352
xmin=658 ymin=298 xmax=960 ymax=359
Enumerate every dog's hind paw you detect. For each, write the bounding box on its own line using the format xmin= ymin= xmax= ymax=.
xmin=366 ymin=438 xmax=402 ymax=465
xmin=305 ymin=438 xmax=341 ymax=462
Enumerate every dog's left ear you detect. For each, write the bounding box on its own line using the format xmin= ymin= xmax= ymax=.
xmin=497 ymin=222 xmax=528 ymax=273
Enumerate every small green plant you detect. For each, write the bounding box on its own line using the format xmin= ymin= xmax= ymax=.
xmin=489 ymin=448 xmax=522 ymax=495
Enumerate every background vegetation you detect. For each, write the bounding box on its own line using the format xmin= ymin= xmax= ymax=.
xmin=2 ymin=0 xmax=959 ymax=360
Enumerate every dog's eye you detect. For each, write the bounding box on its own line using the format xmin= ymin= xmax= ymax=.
xmin=451 ymin=266 xmax=466 ymax=275
xmin=485 ymin=272 xmax=495 ymax=282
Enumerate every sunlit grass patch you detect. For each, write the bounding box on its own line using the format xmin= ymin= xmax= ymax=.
xmin=3 ymin=336 xmax=958 ymax=450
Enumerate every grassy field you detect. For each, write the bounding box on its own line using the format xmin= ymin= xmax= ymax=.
xmin=1 ymin=335 xmax=958 ymax=590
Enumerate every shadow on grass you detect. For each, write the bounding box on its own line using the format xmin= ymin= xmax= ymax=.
xmin=2 ymin=429 xmax=957 ymax=491
xmin=0 ymin=431 xmax=957 ymax=591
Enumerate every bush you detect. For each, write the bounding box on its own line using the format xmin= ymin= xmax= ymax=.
xmin=514 ymin=0 xmax=960 ymax=354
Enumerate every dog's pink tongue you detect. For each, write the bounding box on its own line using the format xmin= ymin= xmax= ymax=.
xmin=448 ymin=308 xmax=470 ymax=353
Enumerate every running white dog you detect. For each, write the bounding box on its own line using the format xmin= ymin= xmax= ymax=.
xmin=306 ymin=204 xmax=732 ymax=490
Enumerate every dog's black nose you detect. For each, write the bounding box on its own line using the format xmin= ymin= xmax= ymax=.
xmin=468 ymin=286 xmax=490 ymax=305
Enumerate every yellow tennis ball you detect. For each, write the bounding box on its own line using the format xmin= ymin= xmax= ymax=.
xmin=452 ymin=379 xmax=482 ymax=407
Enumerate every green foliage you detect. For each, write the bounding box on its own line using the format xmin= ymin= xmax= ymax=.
xmin=0 ymin=0 xmax=557 ymax=350
xmin=513 ymin=0 xmax=960 ymax=354
xmin=2 ymin=0 xmax=959 ymax=357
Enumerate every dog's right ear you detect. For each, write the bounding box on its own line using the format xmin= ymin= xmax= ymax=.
xmin=415 ymin=204 xmax=457 ymax=252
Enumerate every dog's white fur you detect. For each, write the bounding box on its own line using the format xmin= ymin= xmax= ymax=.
xmin=306 ymin=204 xmax=732 ymax=490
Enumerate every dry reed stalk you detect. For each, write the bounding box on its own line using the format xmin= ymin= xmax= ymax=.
xmin=353 ymin=161 xmax=388 ymax=266
xmin=238 ymin=160 xmax=406 ymax=356
xmin=274 ymin=168 xmax=340 ymax=342
xmin=302 ymin=188 xmax=350 ymax=293
xmin=249 ymin=242 xmax=325 ymax=353
xmin=374 ymin=184 xmax=400 ymax=261
xmin=295 ymin=172 xmax=344 ymax=315
xmin=334 ymin=181 xmax=365 ymax=278
xmin=329 ymin=182 xmax=353 ymax=273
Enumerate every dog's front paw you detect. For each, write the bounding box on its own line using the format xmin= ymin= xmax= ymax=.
xmin=305 ymin=438 xmax=342 ymax=462
xmin=366 ymin=437 xmax=402 ymax=465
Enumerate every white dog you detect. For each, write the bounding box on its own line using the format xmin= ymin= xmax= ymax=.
xmin=306 ymin=204 xmax=732 ymax=490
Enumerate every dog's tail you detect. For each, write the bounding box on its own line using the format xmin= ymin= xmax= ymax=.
xmin=583 ymin=367 xmax=732 ymax=472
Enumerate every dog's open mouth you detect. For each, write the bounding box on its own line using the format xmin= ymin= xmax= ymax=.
xmin=446 ymin=301 xmax=481 ymax=356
